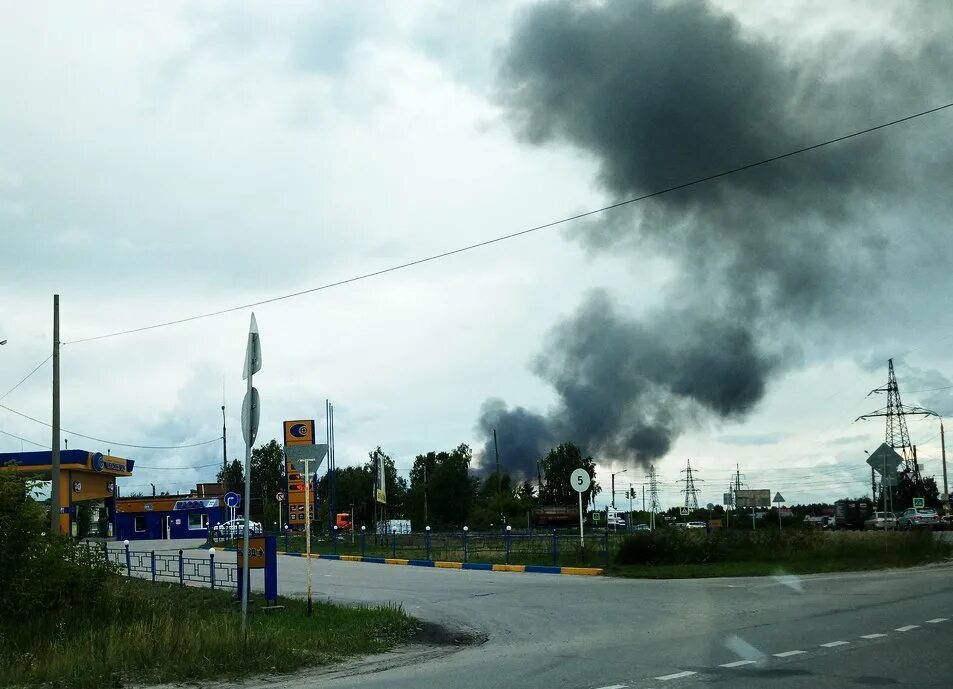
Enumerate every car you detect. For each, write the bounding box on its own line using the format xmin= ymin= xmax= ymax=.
xmin=633 ymin=524 xmax=652 ymax=531
xmin=939 ymin=514 xmax=953 ymax=530
xmin=863 ymin=511 xmax=897 ymax=530
xmin=212 ymin=518 xmax=263 ymax=538
xmin=686 ymin=521 xmax=708 ymax=529
xmin=897 ymin=507 xmax=940 ymax=529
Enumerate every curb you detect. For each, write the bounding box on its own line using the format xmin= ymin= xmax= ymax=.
xmin=275 ymin=550 xmax=602 ymax=576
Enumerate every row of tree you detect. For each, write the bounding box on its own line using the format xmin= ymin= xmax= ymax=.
xmin=214 ymin=440 xmax=602 ymax=531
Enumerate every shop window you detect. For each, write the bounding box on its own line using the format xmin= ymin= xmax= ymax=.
xmin=188 ymin=513 xmax=209 ymax=530
xmin=134 ymin=516 xmax=146 ymax=532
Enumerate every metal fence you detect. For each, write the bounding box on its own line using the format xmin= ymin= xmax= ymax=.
xmin=84 ymin=542 xmax=239 ymax=590
xmin=273 ymin=528 xmax=628 ymax=567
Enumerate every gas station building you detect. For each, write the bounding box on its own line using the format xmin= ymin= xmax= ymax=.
xmin=0 ymin=449 xmax=133 ymax=537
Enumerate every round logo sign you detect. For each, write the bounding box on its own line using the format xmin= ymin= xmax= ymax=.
xmin=72 ymin=480 xmax=82 ymax=493
xmin=570 ymin=468 xmax=591 ymax=493
xmin=224 ymin=492 xmax=241 ymax=508
xmin=92 ymin=452 xmax=105 ymax=472
xmin=289 ymin=423 xmax=309 ymax=438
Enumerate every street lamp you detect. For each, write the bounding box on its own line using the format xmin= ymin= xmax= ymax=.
xmin=611 ymin=469 xmax=628 ymax=509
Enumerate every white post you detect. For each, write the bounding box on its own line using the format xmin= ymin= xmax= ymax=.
xmin=304 ymin=456 xmax=312 ymax=616
xmin=240 ymin=368 xmax=253 ymax=633
xmin=578 ymin=491 xmax=585 ymax=551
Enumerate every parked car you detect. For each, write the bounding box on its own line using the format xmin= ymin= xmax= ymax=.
xmin=212 ymin=518 xmax=263 ymax=538
xmin=897 ymin=508 xmax=939 ymax=530
xmin=863 ymin=512 xmax=897 ymax=530
xmin=633 ymin=524 xmax=652 ymax=531
xmin=686 ymin=521 xmax=708 ymax=529
xmin=938 ymin=514 xmax=953 ymax=530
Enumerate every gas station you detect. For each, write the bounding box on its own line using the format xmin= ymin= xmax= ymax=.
xmin=0 ymin=448 xmax=134 ymax=536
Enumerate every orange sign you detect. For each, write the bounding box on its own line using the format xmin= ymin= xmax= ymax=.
xmin=235 ymin=536 xmax=266 ymax=568
xmin=284 ymin=419 xmax=315 ymax=446
xmin=708 ymin=519 xmax=723 ymax=528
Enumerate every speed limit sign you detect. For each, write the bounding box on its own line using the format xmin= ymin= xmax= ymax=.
xmin=275 ymin=491 xmax=285 ymax=502
xmin=570 ymin=468 xmax=591 ymax=493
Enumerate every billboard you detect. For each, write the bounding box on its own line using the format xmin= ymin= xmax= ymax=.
xmin=284 ymin=419 xmax=315 ymax=446
xmin=375 ymin=453 xmax=386 ymax=504
xmin=734 ymin=489 xmax=771 ymax=508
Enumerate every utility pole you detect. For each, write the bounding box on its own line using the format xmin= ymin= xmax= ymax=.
xmin=628 ymin=483 xmax=633 ymax=530
xmin=423 ymin=457 xmax=429 ymax=526
xmin=942 ymin=421 xmax=949 ymax=514
xmin=221 ymin=404 xmax=227 ymax=480
xmin=493 ymin=428 xmax=502 ymax=518
xmin=648 ymin=465 xmax=660 ymax=530
xmin=50 ymin=294 xmax=61 ymax=535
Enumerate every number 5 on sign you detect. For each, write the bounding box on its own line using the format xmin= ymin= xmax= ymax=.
xmin=570 ymin=469 xmax=591 ymax=551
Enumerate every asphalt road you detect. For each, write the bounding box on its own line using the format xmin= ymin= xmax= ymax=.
xmin=118 ymin=541 xmax=952 ymax=688
xmin=199 ymin=545 xmax=952 ymax=689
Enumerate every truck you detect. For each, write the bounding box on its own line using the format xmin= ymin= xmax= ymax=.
xmin=834 ymin=499 xmax=872 ymax=530
xmin=335 ymin=512 xmax=352 ymax=531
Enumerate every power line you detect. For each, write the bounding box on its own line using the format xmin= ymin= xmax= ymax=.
xmin=0 ymin=354 xmax=52 ymax=403
xmin=0 ymin=427 xmax=48 ymax=449
xmin=0 ymin=403 xmax=222 ymax=449
xmin=135 ymin=462 xmax=222 ymax=470
xmin=63 ymin=100 xmax=953 ymax=345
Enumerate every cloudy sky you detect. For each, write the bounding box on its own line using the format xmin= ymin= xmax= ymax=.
xmin=2 ymin=0 xmax=951 ymax=510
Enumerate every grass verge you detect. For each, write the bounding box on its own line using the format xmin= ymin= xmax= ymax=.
xmin=0 ymin=577 xmax=415 ymax=688
xmin=608 ymin=530 xmax=953 ymax=578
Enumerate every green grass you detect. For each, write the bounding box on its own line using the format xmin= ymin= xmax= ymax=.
xmin=0 ymin=576 xmax=416 ymax=688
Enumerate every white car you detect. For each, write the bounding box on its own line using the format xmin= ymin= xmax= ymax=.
xmin=686 ymin=521 xmax=708 ymax=529
xmin=213 ymin=518 xmax=263 ymax=538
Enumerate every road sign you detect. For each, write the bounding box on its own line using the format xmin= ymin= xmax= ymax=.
xmin=867 ymin=443 xmax=903 ymax=475
xmin=224 ymin=492 xmax=241 ymax=508
xmin=570 ymin=468 xmax=591 ymax=493
xmin=706 ymin=503 xmax=714 ymax=511
xmin=679 ymin=507 xmax=689 ymax=515
xmin=723 ymin=492 xmax=734 ymax=506
xmin=241 ymin=387 xmax=260 ymax=446
xmin=275 ymin=492 xmax=285 ymax=502
xmin=285 ymin=443 xmax=329 ymax=474
xmin=773 ymin=492 xmax=785 ymax=503
xmin=913 ymin=497 xmax=926 ymax=508
xmin=709 ymin=519 xmax=723 ymax=528
xmin=243 ymin=314 xmax=262 ymax=380
xmin=592 ymin=511 xmax=602 ymax=522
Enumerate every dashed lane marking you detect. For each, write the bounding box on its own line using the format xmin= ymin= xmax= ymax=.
xmin=594 ymin=685 xmax=628 ymax=689
xmin=860 ymin=633 xmax=888 ymax=639
xmin=926 ymin=618 xmax=948 ymax=624
xmin=895 ymin=625 xmax=919 ymax=632
xmin=655 ymin=671 xmax=697 ymax=681
xmin=820 ymin=641 xmax=850 ymax=648
xmin=773 ymin=650 xmax=806 ymax=658
xmin=719 ymin=660 xmax=757 ymax=668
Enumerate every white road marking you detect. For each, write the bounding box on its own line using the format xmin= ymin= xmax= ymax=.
xmin=926 ymin=618 xmax=948 ymax=624
xmin=860 ymin=633 xmax=888 ymax=639
xmin=655 ymin=671 xmax=697 ymax=681
xmin=773 ymin=650 xmax=806 ymax=658
xmin=719 ymin=660 xmax=757 ymax=668
xmin=594 ymin=685 xmax=628 ymax=689
xmin=895 ymin=625 xmax=919 ymax=632
xmin=820 ymin=641 xmax=850 ymax=648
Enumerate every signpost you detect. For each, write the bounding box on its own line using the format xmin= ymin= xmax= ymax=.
xmin=240 ymin=313 xmax=262 ymax=636
xmin=773 ymin=492 xmax=785 ymax=532
xmin=570 ymin=468 xmax=590 ymax=553
xmin=275 ymin=491 xmax=285 ymax=502
xmin=283 ymin=441 xmax=328 ymax=617
xmin=913 ymin=497 xmax=926 ymax=509
xmin=224 ymin=491 xmax=240 ymax=523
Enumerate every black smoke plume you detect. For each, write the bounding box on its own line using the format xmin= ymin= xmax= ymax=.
xmin=479 ymin=0 xmax=953 ymax=476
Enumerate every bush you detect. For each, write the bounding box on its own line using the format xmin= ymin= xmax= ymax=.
xmin=0 ymin=470 xmax=116 ymax=620
xmin=616 ymin=527 xmax=952 ymax=568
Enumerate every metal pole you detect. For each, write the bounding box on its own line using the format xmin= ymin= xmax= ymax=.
xmin=629 ymin=484 xmax=633 ymax=532
xmin=942 ymin=421 xmax=949 ymax=513
xmin=578 ymin=491 xmax=585 ymax=553
xmin=50 ymin=294 xmax=61 ymax=535
xmin=423 ymin=458 xmax=428 ymax=526
xmin=240 ymin=363 xmax=254 ymax=633
xmin=221 ymin=404 xmax=227 ymax=482
xmin=493 ymin=428 xmax=502 ymax=519
xmin=611 ymin=473 xmax=615 ymax=509
xmin=304 ymin=456 xmax=312 ymax=616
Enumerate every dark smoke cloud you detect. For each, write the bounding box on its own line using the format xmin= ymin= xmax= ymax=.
xmin=478 ymin=0 xmax=953 ymax=476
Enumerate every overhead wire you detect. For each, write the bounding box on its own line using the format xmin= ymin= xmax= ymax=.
xmin=0 ymin=354 xmax=52 ymax=403
xmin=0 ymin=403 xmax=222 ymax=450
xmin=63 ymin=100 xmax=953 ymax=345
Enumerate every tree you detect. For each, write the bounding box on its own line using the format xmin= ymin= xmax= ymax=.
xmin=251 ymin=439 xmax=285 ymax=527
xmin=889 ymin=470 xmax=941 ymax=511
xmin=216 ymin=459 xmax=244 ymax=493
xmin=406 ymin=444 xmax=478 ymax=528
xmin=538 ymin=442 xmax=600 ymax=507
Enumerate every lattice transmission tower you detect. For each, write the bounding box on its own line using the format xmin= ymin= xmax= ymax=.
xmin=679 ymin=459 xmax=702 ymax=510
xmin=857 ymin=358 xmax=938 ymax=484
xmin=648 ymin=464 xmax=661 ymax=513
